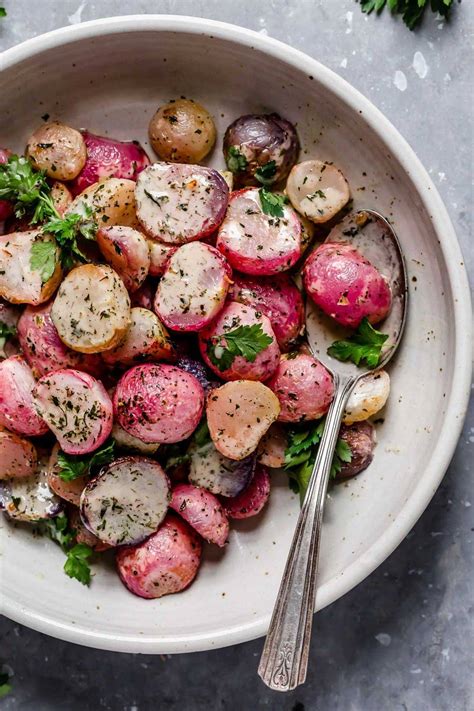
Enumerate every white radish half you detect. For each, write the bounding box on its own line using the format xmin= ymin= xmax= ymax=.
xmin=32 ymin=369 xmax=113 ymax=455
xmin=135 ymin=162 xmax=229 ymax=244
xmin=96 ymin=225 xmax=150 ymax=292
xmin=51 ymin=264 xmax=131 ymax=353
xmin=154 ymin=242 xmax=232 ymax=332
xmin=102 ymin=307 xmax=175 ymax=366
xmin=147 ymin=240 xmax=176 ymax=277
xmin=216 ymin=188 xmax=302 ymax=275
xmin=0 ymin=230 xmax=62 ymax=305
xmin=66 ymin=178 xmax=138 ymax=227
xmin=188 ymin=440 xmax=255 ymax=497
xmin=80 ymin=456 xmax=170 ymax=546
xmin=344 ymin=370 xmax=390 ymax=424
xmin=286 ymin=160 xmax=350 ymax=223
xmin=207 ymin=380 xmax=281 ymax=460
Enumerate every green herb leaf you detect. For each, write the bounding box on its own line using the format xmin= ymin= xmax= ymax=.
xmin=41 ymin=513 xmax=76 ymax=549
xmin=0 ymin=8 xmax=7 ymax=18
xmin=0 ymin=320 xmax=16 ymax=356
xmin=284 ymin=420 xmax=352 ymax=503
xmin=29 ymin=237 xmax=58 ymax=283
xmin=327 ymin=317 xmax=389 ymax=369
xmin=207 ymin=323 xmax=273 ymax=372
xmin=358 ymin=0 xmax=454 ymax=30
xmin=255 ymin=160 xmax=277 ymax=185
xmin=0 ymin=155 xmax=52 ymax=219
xmin=0 ymin=671 xmax=11 ymax=699
xmin=258 ymin=188 xmax=288 ymax=218
xmin=64 ymin=543 xmax=93 ymax=585
xmin=226 ymin=146 xmax=247 ymax=173
xmin=57 ymin=439 xmax=116 ymax=482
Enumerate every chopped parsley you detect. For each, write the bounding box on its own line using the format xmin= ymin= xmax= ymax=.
xmin=284 ymin=420 xmax=352 ymax=503
xmin=29 ymin=237 xmax=59 ymax=283
xmin=258 ymin=188 xmax=288 ymax=218
xmin=328 ymin=317 xmax=389 ymax=369
xmin=0 ymin=8 xmax=6 ymax=18
xmin=307 ymin=189 xmax=326 ymax=200
xmin=0 ymin=670 xmax=12 ymax=699
xmin=0 ymin=321 xmax=16 ymax=356
xmin=57 ymin=439 xmax=116 ymax=482
xmin=226 ymin=146 xmax=247 ymax=173
xmin=358 ymin=0 xmax=455 ymax=30
xmin=41 ymin=206 xmax=97 ymax=271
xmin=255 ymin=160 xmax=277 ymax=185
xmin=207 ymin=323 xmax=273 ymax=372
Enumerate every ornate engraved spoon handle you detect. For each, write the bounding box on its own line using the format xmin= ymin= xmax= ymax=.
xmin=258 ymin=374 xmax=356 ymax=691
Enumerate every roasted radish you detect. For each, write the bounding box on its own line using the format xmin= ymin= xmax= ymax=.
xmin=0 ymin=356 xmax=49 ymax=436
xmin=32 ymin=369 xmax=113 ymax=455
xmin=344 ymin=370 xmax=390 ymax=424
xmin=303 ymin=242 xmax=392 ymax=328
xmin=266 ymin=353 xmax=334 ymax=422
xmin=26 ymin=121 xmax=87 ymax=181
xmin=67 ymin=177 xmax=138 ymax=228
xmin=70 ymin=130 xmax=150 ymax=196
xmin=51 ymin=264 xmax=131 ymax=353
xmin=154 ymin=242 xmax=231 ymax=332
xmin=102 ymin=307 xmax=175 ymax=367
xmin=17 ymin=301 xmax=103 ymax=378
xmin=111 ymin=422 xmax=160 ymax=455
xmin=198 ymin=301 xmax=280 ymax=381
xmin=223 ymin=464 xmax=271 ymax=519
xmin=116 ymin=514 xmax=201 ymax=599
xmin=1 ymin=454 xmax=62 ymax=521
xmin=188 ymin=440 xmax=256 ymax=497
xmin=80 ymin=456 xmax=170 ymax=546
xmin=149 ymin=98 xmax=216 ymax=163
xmin=114 ymin=364 xmax=204 ymax=444
xmin=148 ymin=240 xmax=176 ymax=277
xmin=257 ymin=423 xmax=288 ymax=468
xmin=96 ymin=225 xmax=150 ymax=292
xmin=216 ymin=188 xmax=302 ymax=275
xmin=0 ymin=230 xmax=62 ymax=305
xmin=207 ymin=380 xmax=280 ymax=460
xmin=0 ymin=430 xmax=37 ymax=479
xmin=336 ymin=421 xmax=376 ymax=479
xmin=135 ymin=163 xmax=228 ymax=244
xmin=170 ymin=483 xmax=229 ymax=547
xmin=46 ymin=444 xmax=88 ymax=506
xmin=286 ymin=160 xmax=350 ymax=223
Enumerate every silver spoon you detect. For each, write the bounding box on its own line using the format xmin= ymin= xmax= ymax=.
xmin=258 ymin=209 xmax=408 ymax=691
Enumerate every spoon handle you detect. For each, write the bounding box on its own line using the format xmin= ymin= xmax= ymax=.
xmin=258 ymin=374 xmax=356 ymax=691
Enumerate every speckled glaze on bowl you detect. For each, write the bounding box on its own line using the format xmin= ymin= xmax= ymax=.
xmin=0 ymin=16 xmax=471 ymax=654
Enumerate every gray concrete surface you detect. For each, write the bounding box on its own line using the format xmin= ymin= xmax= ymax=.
xmin=0 ymin=1 xmax=472 ymax=709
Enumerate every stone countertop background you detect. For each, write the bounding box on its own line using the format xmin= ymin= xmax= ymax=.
xmin=0 ymin=1 xmax=472 ymax=709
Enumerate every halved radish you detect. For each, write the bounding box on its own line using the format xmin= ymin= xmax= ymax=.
xmin=66 ymin=177 xmax=138 ymax=228
xmin=0 ymin=356 xmax=49 ymax=436
xmin=0 ymin=230 xmax=62 ymax=305
xmin=135 ymin=162 xmax=229 ymax=244
xmin=257 ymin=422 xmax=288 ymax=468
xmin=154 ymin=242 xmax=231 ymax=332
xmin=46 ymin=443 xmax=88 ymax=506
xmin=216 ymin=188 xmax=302 ymax=275
xmin=206 ymin=380 xmax=280 ymax=460
xmin=114 ymin=364 xmax=204 ymax=444
xmin=198 ymin=301 xmax=279 ymax=381
xmin=337 ymin=421 xmax=376 ymax=479
xmin=102 ymin=307 xmax=175 ymax=367
xmin=96 ymin=225 xmax=150 ymax=292
xmin=0 ymin=430 xmax=37 ymax=479
xmin=223 ymin=464 xmax=271 ymax=519
xmin=170 ymin=483 xmax=229 ymax=547
xmin=1 ymin=453 xmax=62 ymax=521
xmin=80 ymin=456 xmax=170 ymax=546
xmin=32 ymin=369 xmax=113 ymax=455
xmin=286 ymin=160 xmax=350 ymax=223
xmin=51 ymin=264 xmax=131 ymax=353
xmin=228 ymin=273 xmax=304 ymax=351
xmin=68 ymin=506 xmax=111 ymax=552
xmin=188 ymin=440 xmax=255 ymax=497
xmin=344 ymin=370 xmax=390 ymax=424
xmin=17 ymin=301 xmax=103 ymax=378
xmin=266 ymin=353 xmax=334 ymax=422
xmin=148 ymin=240 xmax=176 ymax=277
xmin=116 ymin=514 xmax=202 ymax=599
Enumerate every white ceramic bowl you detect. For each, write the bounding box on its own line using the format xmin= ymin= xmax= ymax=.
xmin=0 ymin=16 xmax=471 ymax=654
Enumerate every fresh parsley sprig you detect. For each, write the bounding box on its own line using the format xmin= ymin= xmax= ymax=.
xmin=0 ymin=670 xmax=12 ymax=699
xmin=328 ymin=317 xmax=389 ymax=369
xmin=57 ymin=439 xmax=116 ymax=482
xmin=0 ymin=321 xmax=16 ymax=357
xmin=284 ymin=420 xmax=352 ymax=503
xmin=207 ymin=323 xmax=273 ymax=372
xmin=226 ymin=146 xmax=248 ymax=173
xmin=259 ymin=188 xmax=288 ymax=218
xmin=0 ymin=8 xmax=6 ymax=19
xmin=40 ymin=513 xmax=94 ymax=586
xmin=358 ymin=0 xmax=455 ymax=30
xmin=0 ymin=155 xmax=98 ymax=279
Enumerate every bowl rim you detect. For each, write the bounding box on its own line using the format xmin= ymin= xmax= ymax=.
xmin=1 ymin=14 xmax=472 ymax=654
